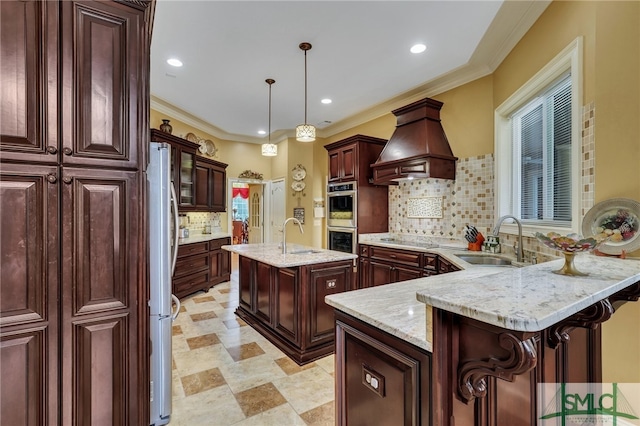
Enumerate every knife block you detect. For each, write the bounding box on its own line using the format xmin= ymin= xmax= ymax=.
xmin=467 ymin=233 xmax=484 ymax=251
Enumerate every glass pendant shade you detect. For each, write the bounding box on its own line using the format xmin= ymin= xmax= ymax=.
xmin=296 ymin=124 xmax=316 ymax=142
xmin=261 ymin=143 xmax=277 ymax=156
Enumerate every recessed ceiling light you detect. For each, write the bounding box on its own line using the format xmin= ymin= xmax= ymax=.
xmin=258 ymin=130 xmax=266 ymax=135
xmin=167 ymin=58 xmax=183 ymax=67
xmin=410 ymin=44 xmax=426 ymax=54
xmin=321 ymin=98 xmax=332 ymax=104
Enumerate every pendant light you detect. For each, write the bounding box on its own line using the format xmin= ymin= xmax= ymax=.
xmin=261 ymin=78 xmax=278 ymax=157
xmin=295 ymin=42 xmax=316 ymax=142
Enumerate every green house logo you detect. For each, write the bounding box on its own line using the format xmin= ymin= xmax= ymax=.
xmin=539 ymin=383 xmax=640 ymax=425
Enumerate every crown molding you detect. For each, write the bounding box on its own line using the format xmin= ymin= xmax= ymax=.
xmin=151 ymin=95 xmax=290 ymax=144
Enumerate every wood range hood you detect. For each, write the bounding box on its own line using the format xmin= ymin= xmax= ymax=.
xmin=371 ymin=97 xmax=458 ymax=184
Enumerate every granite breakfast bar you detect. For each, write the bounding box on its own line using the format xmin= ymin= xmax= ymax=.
xmin=325 ymin=252 xmax=640 ymax=426
xmin=222 ymin=243 xmax=357 ymax=365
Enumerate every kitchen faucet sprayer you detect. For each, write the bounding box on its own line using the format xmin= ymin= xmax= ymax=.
xmin=492 ymin=215 xmax=524 ymax=262
xmin=282 ymin=217 xmax=303 ymax=254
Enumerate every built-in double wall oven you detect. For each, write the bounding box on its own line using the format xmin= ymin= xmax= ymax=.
xmin=327 ymin=181 xmax=357 ymax=253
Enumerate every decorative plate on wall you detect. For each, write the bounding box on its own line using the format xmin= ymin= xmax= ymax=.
xmin=582 ymin=197 xmax=640 ymax=254
xmin=291 ymin=181 xmax=306 ymax=192
xmin=292 ymin=164 xmax=306 ymax=181
xmin=185 ymin=132 xmax=199 ymax=143
xmin=203 ymin=140 xmax=217 ymax=157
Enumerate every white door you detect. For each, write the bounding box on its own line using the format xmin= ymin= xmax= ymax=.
xmin=270 ymin=179 xmax=286 ymax=243
xmin=248 ymin=184 xmax=263 ymax=243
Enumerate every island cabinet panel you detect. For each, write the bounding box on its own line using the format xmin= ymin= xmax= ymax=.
xmin=235 ymin=257 xmax=353 ymax=364
xmin=238 ymin=255 xmax=254 ymax=311
xmin=274 ymin=268 xmax=299 ymax=345
xmin=255 ymin=261 xmax=273 ymax=324
xmin=308 ymin=263 xmax=351 ymax=346
xmin=431 ymin=305 xmax=611 ymax=426
xmin=335 ymin=311 xmax=432 ymax=426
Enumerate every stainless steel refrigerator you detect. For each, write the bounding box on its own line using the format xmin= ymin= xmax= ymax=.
xmin=148 ymin=142 xmax=180 ymax=425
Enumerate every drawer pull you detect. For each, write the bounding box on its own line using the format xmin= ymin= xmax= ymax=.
xmin=389 ymin=254 xmax=397 ymax=258
xmin=326 ymin=279 xmax=336 ymax=289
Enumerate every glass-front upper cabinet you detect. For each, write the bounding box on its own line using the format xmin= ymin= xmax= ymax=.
xmin=179 ymin=150 xmax=195 ymax=207
xmin=150 ymin=129 xmax=200 ymax=211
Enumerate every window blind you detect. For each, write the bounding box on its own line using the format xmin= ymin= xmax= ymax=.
xmin=513 ymin=74 xmax=572 ymax=226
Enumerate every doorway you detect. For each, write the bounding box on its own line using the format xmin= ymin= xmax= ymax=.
xmin=227 ymin=178 xmax=274 ymax=244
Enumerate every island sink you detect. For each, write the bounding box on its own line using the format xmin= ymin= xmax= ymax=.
xmin=288 ymin=249 xmax=322 ymax=255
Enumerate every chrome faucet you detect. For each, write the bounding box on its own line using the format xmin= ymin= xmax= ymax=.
xmin=492 ymin=215 xmax=524 ymax=262
xmin=282 ymin=217 xmax=303 ymax=254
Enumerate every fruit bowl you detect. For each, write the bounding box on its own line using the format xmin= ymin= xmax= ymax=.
xmin=534 ymin=232 xmax=608 ymax=276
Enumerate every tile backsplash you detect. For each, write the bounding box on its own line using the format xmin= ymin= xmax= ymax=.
xmin=389 ymin=154 xmax=494 ymax=239
xmin=389 ymin=102 xmax=596 ymax=259
xmin=184 ymin=212 xmax=222 ymax=232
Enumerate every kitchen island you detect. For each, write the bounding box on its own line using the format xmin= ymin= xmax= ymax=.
xmin=222 ymin=243 xmax=357 ymax=365
xmin=325 ymin=245 xmax=640 ymax=426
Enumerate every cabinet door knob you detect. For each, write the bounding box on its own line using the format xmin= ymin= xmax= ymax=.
xmin=62 ymin=147 xmax=73 ymax=156
xmin=46 ymin=146 xmax=58 ymax=155
xmin=46 ymin=173 xmax=57 ymax=183
xmin=62 ymin=176 xmax=73 ymax=184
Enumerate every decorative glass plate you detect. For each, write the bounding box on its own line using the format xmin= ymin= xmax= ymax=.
xmin=185 ymin=132 xmax=199 ymax=143
xmin=291 ymin=181 xmax=306 ymax=192
xmin=292 ymin=164 xmax=306 ymax=181
xmin=203 ymin=139 xmax=217 ymax=157
xmin=582 ymin=198 xmax=640 ymax=255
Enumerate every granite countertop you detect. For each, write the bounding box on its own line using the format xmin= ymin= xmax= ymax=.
xmin=325 ymin=233 xmax=640 ymax=352
xmin=222 ymin=242 xmax=357 ymax=268
xmin=178 ymin=231 xmax=231 ymax=245
xmin=415 ymin=255 xmax=640 ymax=332
xmin=324 ymin=267 xmax=506 ymax=352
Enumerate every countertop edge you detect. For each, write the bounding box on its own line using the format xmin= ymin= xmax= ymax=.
xmin=222 ymin=243 xmax=357 ymax=268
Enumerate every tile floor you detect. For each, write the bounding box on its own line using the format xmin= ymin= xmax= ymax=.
xmin=170 ymin=255 xmax=335 ymax=425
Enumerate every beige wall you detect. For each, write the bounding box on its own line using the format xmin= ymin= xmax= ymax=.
xmin=491 ymin=0 xmax=640 ymax=384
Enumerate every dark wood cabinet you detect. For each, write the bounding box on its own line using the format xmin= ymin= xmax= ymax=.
xmin=0 ymin=164 xmax=60 ymax=425
xmin=235 ymin=256 xmax=353 ymax=364
xmin=358 ymin=244 xmax=460 ymax=288
xmin=150 ymin=129 xmax=199 ymax=210
xmin=437 ymin=256 xmax=460 ymax=274
xmin=239 ymin=255 xmax=254 ymax=311
xmin=209 ymin=237 xmax=231 ymax=287
xmin=0 ymin=0 xmax=152 ymax=423
xmin=325 ymin=135 xmax=387 ymax=185
xmin=335 ymin=311 xmax=432 ymax=426
xmin=59 ymin=167 xmax=141 ymax=425
xmin=174 ymin=237 xmax=231 ymax=299
xmin=274 ymin=267 xmax=300 ymax=345
xmin=196 ymin=156 xmax=228 ymax=212
xmin=151 ymin=130 xmax=227 ymax=212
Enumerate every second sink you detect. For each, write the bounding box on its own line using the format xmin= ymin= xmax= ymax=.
xmin=456 ymin=254 xmax=514 ymax=266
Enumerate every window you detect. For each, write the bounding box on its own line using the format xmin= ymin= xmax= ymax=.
xmin=514 ymin=75 xmax=572 ymax=225
xmin=495 ymin=38 xmax=583 ymax=235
